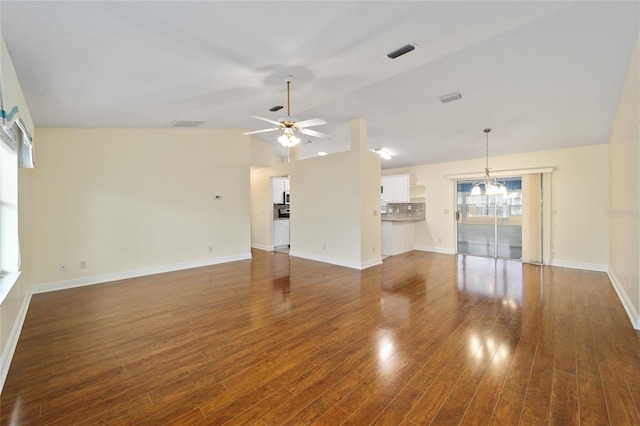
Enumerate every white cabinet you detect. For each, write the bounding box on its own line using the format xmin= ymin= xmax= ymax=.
xmin=274 ymin=219 xmax=290 ymax=247
xmin=381 ymin=174 xmax=410 ymax=203
xmin=272 ymin=177 xmax=289 ymax=204
xmin=381 ymin=221 xmax=415 ymax=256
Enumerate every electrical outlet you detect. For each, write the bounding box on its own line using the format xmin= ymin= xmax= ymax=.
xmin=209 ymin=246 xmax=213 ymax=253
xmin=323 ymin=243 xmax=326 ymax=250
xmin=80 ymin=261 xmax=87 ymax=269
xmin=60 ymin=263 xmax=67 ymax=272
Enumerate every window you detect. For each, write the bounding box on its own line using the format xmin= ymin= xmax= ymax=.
xmin=0 ymin=124 xmax=19 ymax=301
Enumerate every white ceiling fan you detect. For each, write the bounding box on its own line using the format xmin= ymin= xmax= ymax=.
xmin=243 ymin=75 xmax=332 ymax=147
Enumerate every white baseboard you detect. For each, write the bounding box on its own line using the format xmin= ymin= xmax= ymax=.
xmin=547 ymin=259 xmax=608 ymax=272
xmin=289 ymin=250 xmax=382 ymax=270
xmin=31 ymin=252 xmax=253 ymax=294
xmin=0 ymin=287 xmax=32 ymax=393
xmin=251 ymin=243 xmax=274 ymax=251
xmin=608 ymin=269 xmax=640 ymax=330
xmin=414 ymin=245 xmax=456 ymax=255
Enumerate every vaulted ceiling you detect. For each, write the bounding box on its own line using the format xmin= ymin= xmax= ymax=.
xmin=1 ymin=1 xmax=638 ymax=168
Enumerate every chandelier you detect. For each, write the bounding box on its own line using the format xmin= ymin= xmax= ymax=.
xmin=471 ymin=128 xmax=507 ymax=196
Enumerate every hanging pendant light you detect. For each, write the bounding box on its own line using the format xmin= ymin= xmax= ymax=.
xmin=470 ymin=128 xmax=506 ymax=196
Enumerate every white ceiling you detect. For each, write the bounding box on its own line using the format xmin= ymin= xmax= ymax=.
xmin=1 ymin=1 xmax=638 ymax=169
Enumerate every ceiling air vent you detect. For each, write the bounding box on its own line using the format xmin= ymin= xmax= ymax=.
xmin=386 ymin=43 xmax=417 ymax=59
xmin=169 ymin=120 xmax=207 ymax=128
xmin=438 ymin=92 xmax=463 ymax=104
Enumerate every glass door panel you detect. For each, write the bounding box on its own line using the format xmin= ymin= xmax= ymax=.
xmin=457 ymin=189 xmax=496 ymax=258
xmin=496 ymin=190 xmax=522 ymax=259
xmin=457 ymin=178 xmax=522 ymax=260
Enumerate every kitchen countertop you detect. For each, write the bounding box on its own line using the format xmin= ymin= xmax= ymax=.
xmin=381 ymin=216 xmax=423 ymax=222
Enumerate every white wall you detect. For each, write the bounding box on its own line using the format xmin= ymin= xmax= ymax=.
xmin=29 ymin=128 xmax=252 ymax=288
xmin=250 ymin=136 xmax=283 ymax=169
xmin=385 ymin=143 xmax=610 ymax=270
xmin=250 ymin=119 xmax=381 ymax=269
xmin=609 ymin=34 xmax=640 ymax=329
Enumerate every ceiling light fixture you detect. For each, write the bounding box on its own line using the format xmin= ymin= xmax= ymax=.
xmin=318 ymin=151 xmax=328 ymax=156
xmin=277 ymin=127 xmax=300 ymax=148
xmin=438 ymin=92 xmax=462 ymax=104
xmin=244 ymin=75 xmax=331 ymax=147
xmin=471 ymin=128 xmax=507 ymax=196
xmin=374 ymin=148 xmax=392 ymax=160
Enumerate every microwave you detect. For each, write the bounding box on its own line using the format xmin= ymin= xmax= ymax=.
xmin=284 ymin=190 xmax=290 ymax=204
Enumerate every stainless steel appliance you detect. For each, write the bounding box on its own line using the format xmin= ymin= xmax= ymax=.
xmin=278 ymin=207 xmax=290 ymax=218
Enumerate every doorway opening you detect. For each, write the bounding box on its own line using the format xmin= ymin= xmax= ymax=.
xmin=456 ymin=177 xmax=523 ymax=260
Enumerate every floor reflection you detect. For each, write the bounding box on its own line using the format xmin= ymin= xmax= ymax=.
xmin=457 ymin=255 xmax=523 ymax=303
xmin=271 ymin=253 xmax=291 ymax=314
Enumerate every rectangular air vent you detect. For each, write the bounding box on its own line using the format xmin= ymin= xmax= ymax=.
xmin=438 ymin=92 xmax=462 ymax=104
xmin=169 ymin=120 xmax=207 ymax=128
xmin=387 ymin=43 xmax=417 ymax=59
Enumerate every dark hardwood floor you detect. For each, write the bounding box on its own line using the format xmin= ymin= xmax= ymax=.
xmin=2 ymin=249 xmax=640 ymax=425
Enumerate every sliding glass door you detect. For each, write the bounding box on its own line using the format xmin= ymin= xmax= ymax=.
xmin=456 ymin=178 xmax=523 ymax=260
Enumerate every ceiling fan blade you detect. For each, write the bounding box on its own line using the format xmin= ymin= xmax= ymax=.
xmin=242 ymin=127 xmax=280 ymax=135
xmin=300 ymin=128 xmax=333 ymax=140
xmin=251 ymin=115 xmax=283 ymax=126
xmin=295 ymin=118 xmax=327 ymax=128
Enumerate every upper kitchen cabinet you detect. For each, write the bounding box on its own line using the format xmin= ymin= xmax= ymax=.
xmin=271 ymin=177 xmax=290 ymax=204
xmin=381 ymin=174 xmax=410 ymax=203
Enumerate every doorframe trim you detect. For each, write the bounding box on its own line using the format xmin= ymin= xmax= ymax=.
xmin=446 ymin=167 xmax=554 ymax=180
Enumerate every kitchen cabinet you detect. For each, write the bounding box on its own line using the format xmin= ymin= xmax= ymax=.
xmin=381 ymin=174 xmax=410 ymax=203
xmin=274 ymin=219 xmax=290 ymax=248
xmin=272 ymin=177 xmax=289 ymax=204
xmin=381 ymin=221 xmax=415 ymax=256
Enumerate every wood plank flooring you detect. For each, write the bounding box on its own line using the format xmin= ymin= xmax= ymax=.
xmin=2 ymin=249 xmax=640 ymax=425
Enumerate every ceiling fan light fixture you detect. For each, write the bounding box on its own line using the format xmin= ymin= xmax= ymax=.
xmin=277 ymin=127 xmax=300 ymax=147
xmin=244 ymin=74 xmax=331 ymax=143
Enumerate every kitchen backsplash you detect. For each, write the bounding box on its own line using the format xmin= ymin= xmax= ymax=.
xmin=382 ymin=203 xmax=425 ymax=221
